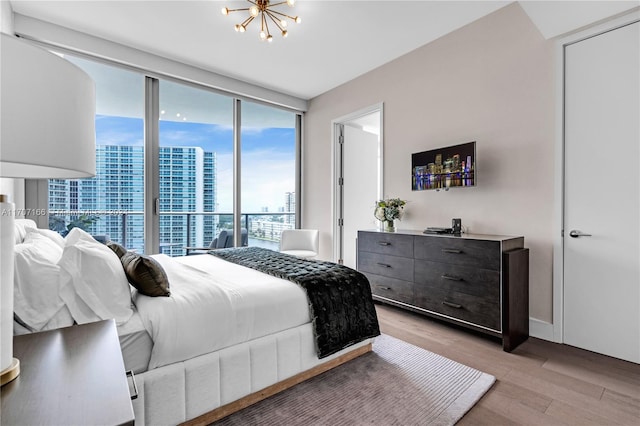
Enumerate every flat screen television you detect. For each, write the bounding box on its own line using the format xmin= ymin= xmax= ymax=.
xmin=412 ymin=141 xmax=476 ymax=191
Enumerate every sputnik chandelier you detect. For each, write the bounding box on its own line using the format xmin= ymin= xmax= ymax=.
xmin=221 ymin=0 xmax=301 ymax=42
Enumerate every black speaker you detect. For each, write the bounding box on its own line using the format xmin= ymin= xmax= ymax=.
xmin=452 ymin=218 xmax=462 ymax=235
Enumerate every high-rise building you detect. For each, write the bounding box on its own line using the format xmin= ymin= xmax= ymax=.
xmin=284 ymin=191 xmax=295 ymax=225
xmin=48 ymin=145 xmax=216 ymax=255
xmin=203 ymin=151 xmax=217 ymax=248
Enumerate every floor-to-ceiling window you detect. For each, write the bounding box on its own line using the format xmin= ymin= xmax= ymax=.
xmin=158 ymin=80 xmax=233 ymax=256
xmin=241 ymin=101 xmax=297 ymax=250
xmin=44 ymin=54 xmax=301 ymax=255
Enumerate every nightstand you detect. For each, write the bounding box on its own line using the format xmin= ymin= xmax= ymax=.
xmin=1 ymin=320 xmax=135 ymax=425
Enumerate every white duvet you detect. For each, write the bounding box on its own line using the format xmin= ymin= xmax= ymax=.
xmin=135 ymin=253 xmax=311 ymax=370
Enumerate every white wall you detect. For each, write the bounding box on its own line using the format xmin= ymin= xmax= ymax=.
xmin=304 ymin=3 xmax=555 ymax=323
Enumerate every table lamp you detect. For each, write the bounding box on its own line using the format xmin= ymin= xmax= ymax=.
xmin=0 ymin=33 xmax=96 ymax=385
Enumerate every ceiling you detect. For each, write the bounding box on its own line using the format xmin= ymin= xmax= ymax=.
xmin=8 ymin=1 xmax=640 ymax=100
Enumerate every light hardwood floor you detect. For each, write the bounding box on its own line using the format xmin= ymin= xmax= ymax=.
xmin=375 ymin=303 xmax=640 ymax=425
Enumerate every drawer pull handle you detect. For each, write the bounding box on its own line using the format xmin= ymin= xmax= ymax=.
xmin=378 ymin=241 xmax=391 ymax=246
xmin=127 ymin=370 xmax=139 ymax=400
xmin=442 ymin=249 xmax=463 ymax=254
xmin=441 ymin=274 xmax=463 ymax=281
xmin=442 ymin=301 xmax=463 ymax=309
xmin=378 ymin=286 xmax=392 ymax=290
xmin=377 ymin=262 xmax=392 ymax=268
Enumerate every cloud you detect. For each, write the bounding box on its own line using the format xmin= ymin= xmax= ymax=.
xmin=215 ymin=149 xmax=295 ymax=212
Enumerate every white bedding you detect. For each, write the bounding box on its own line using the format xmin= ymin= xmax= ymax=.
xmin=136 ymin=254 xmax=311 ymax=370
xmin=118 ymin=310 xmax=153 ymax=374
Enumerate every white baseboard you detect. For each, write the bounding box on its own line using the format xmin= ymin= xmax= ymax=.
xmin=529 ymin=317 xmax=555 ymax=342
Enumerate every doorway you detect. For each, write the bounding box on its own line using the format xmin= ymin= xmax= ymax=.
xmin=333 ymin=104 xmax=383 ymax=267
xmin=561 ymin=18 xmax=639 ymax=363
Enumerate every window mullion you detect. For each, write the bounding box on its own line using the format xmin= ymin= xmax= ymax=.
xmin=233 ymin=98 xmax=242 ymax=247
xmin=144 ymin=76 xmax=160 ymax=254
xmin=295 ymin=113 xmax=302 ymax=229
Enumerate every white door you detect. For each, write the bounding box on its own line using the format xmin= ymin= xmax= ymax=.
xmin=564 ymin=21 xmax=640 ymax=363
xmin=342 ymin=124 xmax=380 ymax=268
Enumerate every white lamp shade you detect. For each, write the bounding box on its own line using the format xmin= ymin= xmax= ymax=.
xmin=0 ymin=34 xmax=95 ymax=383
xmin=0 ymin=33 xmax=96 ymax=178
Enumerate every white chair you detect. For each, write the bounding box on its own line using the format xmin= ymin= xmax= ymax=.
xmin=280 ymin=229 xmax=319 ymax=259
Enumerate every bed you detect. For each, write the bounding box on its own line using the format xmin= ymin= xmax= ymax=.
xmin=12 ymin=219 xmax=380 ymax=425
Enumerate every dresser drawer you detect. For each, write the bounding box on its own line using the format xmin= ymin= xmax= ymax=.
xmin=358 ymin=231 xmax=414 ymax=258
xmin=358 ymin=251 xmax=414 ymax=282
xmin=414 ymin=261 xmax=500 ymax=302
xmin=414 ymin=237 xmax=501 ymax=271
xmin=413 ymin=285 xmax=501 ymax=331
xmin=363 ymin=272 xmax=414 ymax=305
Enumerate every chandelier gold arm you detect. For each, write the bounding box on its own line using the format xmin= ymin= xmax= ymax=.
xmin=261 ymin=12 xmax=273 ymax=41
xmin=267 ymin=9 xmax=301 ymax=23
xmin=221 ymin=7 xmax=250 ymax=15
xmin=265 ymin=10 xmax=286 ymax=33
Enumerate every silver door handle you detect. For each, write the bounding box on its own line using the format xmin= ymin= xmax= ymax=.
xmin=569 ymin=230 xmax=592 ymax=238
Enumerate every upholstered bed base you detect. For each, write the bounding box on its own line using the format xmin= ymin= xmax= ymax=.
xmin=131 ymin=322 xmax=373 ymax=426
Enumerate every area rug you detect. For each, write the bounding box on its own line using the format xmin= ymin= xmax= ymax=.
xmin=214 ymin=334 xmax=495 ymax=425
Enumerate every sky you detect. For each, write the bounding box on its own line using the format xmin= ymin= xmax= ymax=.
xmin=95 ymin=115 xmax=296 ymax=212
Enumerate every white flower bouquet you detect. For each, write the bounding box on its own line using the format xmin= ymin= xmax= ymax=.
xmin=374 ymin=198 xmax=406 ymax=231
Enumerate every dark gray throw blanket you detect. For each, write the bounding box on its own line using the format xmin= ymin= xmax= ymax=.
xmin=209 ymin=246 xmax=380 ymax=358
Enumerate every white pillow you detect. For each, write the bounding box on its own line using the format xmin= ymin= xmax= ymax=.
xmin=58 ymin=228 xmax=133 ymax=326
xmin=21 ymin=230 xmax=63 ymax=262
xmin=14 ymin=218 xmax=37 ymax=244
xmin=15 ymin=305 xmax=75 ymax=334
xmin=13 ymin=231 xmax=68 ymax=331
xmin=25 ymin=227 xmax=65 ymax=249
xmin=63 ymin=227 xmax=96 ymax=246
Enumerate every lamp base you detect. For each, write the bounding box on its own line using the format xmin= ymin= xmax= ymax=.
xmin=1 ymin=358 xmax=20 ymax=386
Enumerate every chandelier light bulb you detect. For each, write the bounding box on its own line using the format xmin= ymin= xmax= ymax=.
xmin=287 ymin=0 xmax=295 ymax=6
xmin=295 ymin=16 xmax=301 ymax=24
xmin=234 ymin=24 xmax=242 ymax=32
xmin=249 ymin=5 xmax=259 ymax=17
xmin=281 ymin=19 xmax=287 ymax=27
xmin=260 ymin=30 xmax=267 ymax=40
xmin=221 ymin=7 xmax=229 ymax=15
xmin=267 ymin=35 xmax=273 ymax=42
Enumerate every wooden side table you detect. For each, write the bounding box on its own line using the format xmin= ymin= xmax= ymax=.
xmin=1 ymin=320 xmax=135 ymax=425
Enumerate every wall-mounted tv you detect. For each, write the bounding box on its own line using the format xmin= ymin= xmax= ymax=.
xmin=412 ymin=141 xmax=476 ymax=191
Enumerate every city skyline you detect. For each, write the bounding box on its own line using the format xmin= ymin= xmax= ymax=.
xmin=95 ymin=114 xmax=296 ymax=212
xmin=49 ymin=143 xmax=295 ymax=255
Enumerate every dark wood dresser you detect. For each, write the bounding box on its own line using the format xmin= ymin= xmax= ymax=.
xmin=1 ymin=320 xmax=135 ymax=426
xmin=358 ymin=229 xmax=529 ymax=351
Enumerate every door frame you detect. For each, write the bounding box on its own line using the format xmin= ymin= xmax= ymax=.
xmin=552 ymin=11 xmax=640 ymax=343
xmin=331 ymin=103 xmax=384 ymax=263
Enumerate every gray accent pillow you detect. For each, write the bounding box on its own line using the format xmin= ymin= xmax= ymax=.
xmin=121 ymin=252 xmax=170 ymax=297
xmin=106 ymin=241 xmax=127 ymax=259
